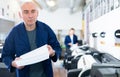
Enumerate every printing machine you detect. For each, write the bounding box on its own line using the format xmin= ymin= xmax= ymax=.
xmin=90 ymin=53 xmax=120 ymax=77
xmin=66 ymin=45 xmax=120 ymax=77
xmin=0 ymin=44 xmax=3 ymax=62
xmin=67 ymin=47 xmax=99 ymax=77
xmin=91 ymin=63 xmax=120 ymax=77
xmin=63 ymin=45 xmax=90 ymax=70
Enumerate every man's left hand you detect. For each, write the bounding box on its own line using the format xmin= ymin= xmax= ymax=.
xmin=47 ymin=45 xmax=55 ymax=57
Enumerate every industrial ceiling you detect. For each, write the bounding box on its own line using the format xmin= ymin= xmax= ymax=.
xmin=17 ymin=0 xmax=88 ymax=13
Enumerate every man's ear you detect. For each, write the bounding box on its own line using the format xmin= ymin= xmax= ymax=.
xmin=18 ymin=11 xmax=22 ymax=19
xmin=36 ymin=10 xmax=39 ymax=17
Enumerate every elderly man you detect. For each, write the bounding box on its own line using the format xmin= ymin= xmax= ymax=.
xmin=2 ymin=1 xmax=61 ymax=77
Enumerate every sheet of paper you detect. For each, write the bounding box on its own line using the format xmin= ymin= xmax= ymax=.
xmin=15 ymin=44 xmax=49 ymax=66
xmin=0 ymin=53 xmax=1 ymax=58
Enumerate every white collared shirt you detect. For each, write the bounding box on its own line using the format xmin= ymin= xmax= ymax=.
xmin=70 ymin=35 xmax=73 ymax=44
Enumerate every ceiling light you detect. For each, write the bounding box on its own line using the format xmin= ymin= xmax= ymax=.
xmin=46 ymin=0 xmax=56 ymax=7
xmin=19 ymin=0 xmax=33 ymax=2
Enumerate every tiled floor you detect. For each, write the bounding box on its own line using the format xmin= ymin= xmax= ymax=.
xmin=52 ymin=60 xmax=67 ymax=77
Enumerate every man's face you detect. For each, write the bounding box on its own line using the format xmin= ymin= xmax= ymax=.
xmin=21 ymin=2 xmax=38 ymax=26
xmin=69 ymin=30 xmax=75 ymax=35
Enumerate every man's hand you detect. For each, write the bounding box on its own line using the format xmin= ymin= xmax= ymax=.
xmin=47 ymin=45 xmax=55 ymax=57
xmin=68 ymin=43 xmax=72 ymax=46
xmin=12 ymin=57 xmax=24 ymax=69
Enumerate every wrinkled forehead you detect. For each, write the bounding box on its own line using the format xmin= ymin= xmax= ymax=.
xmin=21 ymin=2 xmax=37 ymax=11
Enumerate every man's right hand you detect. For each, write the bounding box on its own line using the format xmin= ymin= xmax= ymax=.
xmin=12 ymin=57 xmax=24 ymax=69
xmin=68 ymin=43 xmax=72 ymax=46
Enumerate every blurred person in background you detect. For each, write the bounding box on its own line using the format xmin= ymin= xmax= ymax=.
xmin=64 ymin=28 xmax=78 ymax=51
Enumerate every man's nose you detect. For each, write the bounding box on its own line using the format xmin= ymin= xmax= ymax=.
xmin=28 ymin=12 xmax=33 ymax=18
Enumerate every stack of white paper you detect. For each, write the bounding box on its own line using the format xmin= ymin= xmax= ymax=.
xmin=15 ymin=44 xmax=49 ymax=66
xmin=0 ymin=53 xmax=1 ymax=58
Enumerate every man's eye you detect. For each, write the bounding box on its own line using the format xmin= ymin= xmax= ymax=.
xmin=31 ymin=10 xmax=36 ymax=13
xmin=23 ymin=10 xmax=29 ymax=14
